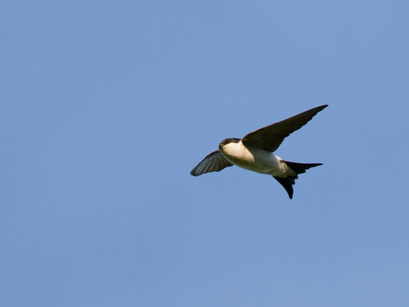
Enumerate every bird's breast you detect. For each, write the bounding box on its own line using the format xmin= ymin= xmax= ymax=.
xmin=221 ymin=141 xmax=280 ymax=174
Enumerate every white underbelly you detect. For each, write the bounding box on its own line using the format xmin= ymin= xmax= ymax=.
xmin=221 ymin=142 xmax=282 ymax=175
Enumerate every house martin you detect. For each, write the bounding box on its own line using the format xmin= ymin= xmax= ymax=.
xmin=190 ymin=105 xmax=328 ymax=199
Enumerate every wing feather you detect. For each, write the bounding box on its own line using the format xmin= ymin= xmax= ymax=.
xmin=242 ymin=105 xmax=328 ymax=152
xmin=190 ymin=150 xmax=233 ymax=176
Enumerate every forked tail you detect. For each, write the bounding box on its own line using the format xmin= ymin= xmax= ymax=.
xmin=273 ymin=161 xmax=322 ymax=199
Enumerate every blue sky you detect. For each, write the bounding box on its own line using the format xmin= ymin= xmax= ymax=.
xmin=1 ymin=1 xmax=409 ymax=306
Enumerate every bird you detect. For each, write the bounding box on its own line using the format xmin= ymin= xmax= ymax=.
xmin=190 ymin=105 xmax=328 ymax=199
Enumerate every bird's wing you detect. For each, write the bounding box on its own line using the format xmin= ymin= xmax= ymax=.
xmin=190 ymin=150 xmax=233 ymax=176
xmin=242 ymin=105 xmax=328 ymax=152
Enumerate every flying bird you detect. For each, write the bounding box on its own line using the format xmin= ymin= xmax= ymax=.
xmin=190 ymin=105 xmax=328 ymax=199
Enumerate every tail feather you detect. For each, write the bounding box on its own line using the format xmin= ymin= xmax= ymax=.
xmin=273 ymin=161 xmax=322 ymax=199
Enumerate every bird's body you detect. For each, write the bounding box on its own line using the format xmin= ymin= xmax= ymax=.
xmin=220 ymin=139 xmax=286 ymax=176
xmin=190 ymin=105 xmax=328 ymax=199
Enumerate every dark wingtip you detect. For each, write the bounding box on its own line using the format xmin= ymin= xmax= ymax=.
xmin=313 ymin=104 xmax=328 ymax=114
xmin=190 ymin=168 xmax=201 ymax=176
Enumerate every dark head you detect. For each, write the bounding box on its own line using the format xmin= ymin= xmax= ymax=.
xmin=218 ymin=138 xmax=241 ymax=150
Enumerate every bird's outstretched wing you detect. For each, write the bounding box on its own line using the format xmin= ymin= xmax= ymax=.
xmin=190 ymin=150 xmax=233 ymax=176
xmin=242 ymin=105 xmax=328 ymax=152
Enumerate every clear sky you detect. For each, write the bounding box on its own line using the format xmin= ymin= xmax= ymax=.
xmin=1 ymin=1 xmax=409 ymax=306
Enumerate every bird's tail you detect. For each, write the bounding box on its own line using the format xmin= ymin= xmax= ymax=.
xmin=273 ymin=161 xmax=322 ymax=199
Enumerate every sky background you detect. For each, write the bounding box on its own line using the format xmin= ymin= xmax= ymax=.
xmin=1 ymin=1 xmax=409 ymax=306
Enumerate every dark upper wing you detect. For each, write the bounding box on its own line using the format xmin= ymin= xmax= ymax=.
xmin=190 ymin=150 xmax=233 ymax=176
xmin=242 ymin=105 xmax=328 ymax=152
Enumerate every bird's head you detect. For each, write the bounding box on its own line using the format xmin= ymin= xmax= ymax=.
xmin=218 ymin=138 xmax=241 ymax=150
